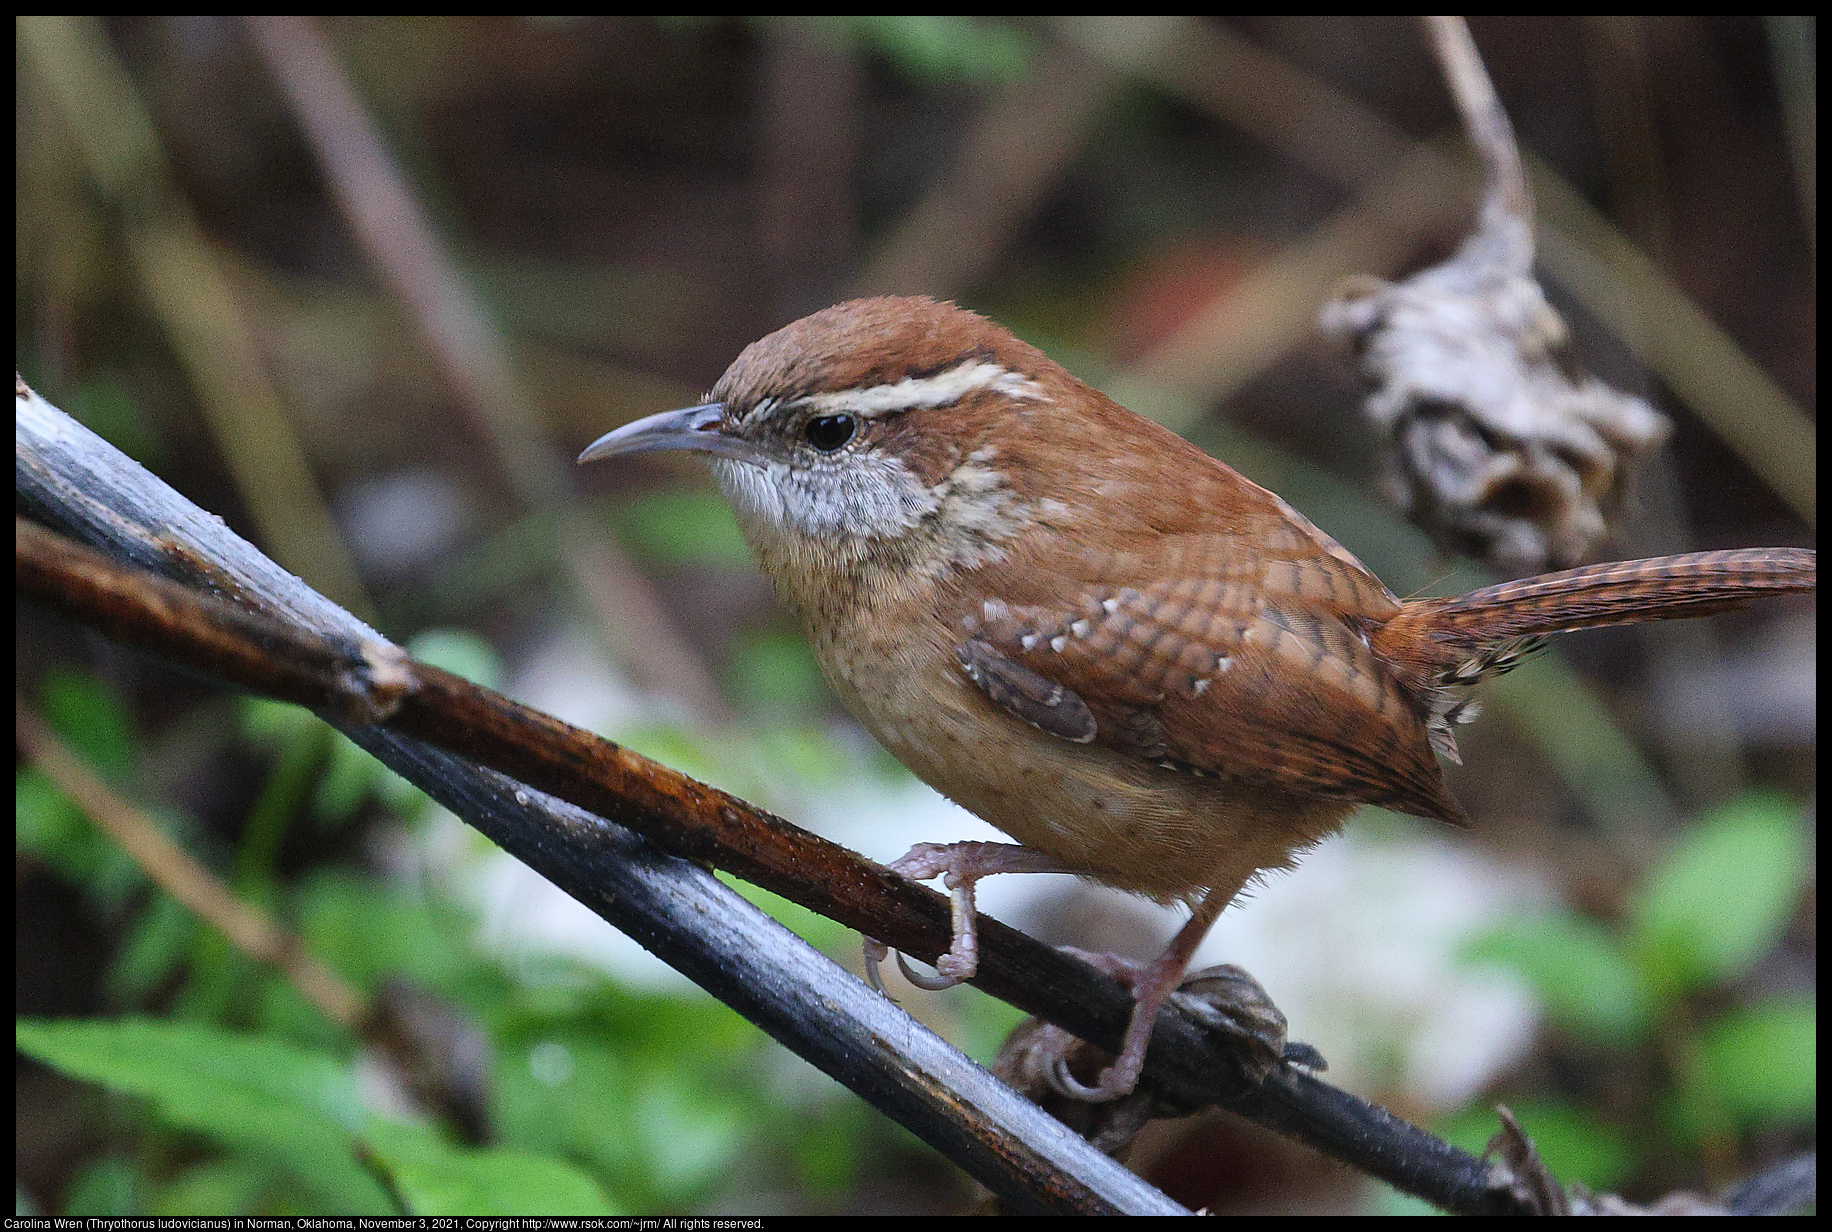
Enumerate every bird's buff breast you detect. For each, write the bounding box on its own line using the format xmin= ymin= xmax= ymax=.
xmin=724 ymin=474 xmax=1351 ymax=900
xmin=807 ymin=601 xmax=1348 ymax=902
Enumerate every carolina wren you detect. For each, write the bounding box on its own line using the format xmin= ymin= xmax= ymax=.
xmin=580 ymin=296 xmax=1815 ymax=1100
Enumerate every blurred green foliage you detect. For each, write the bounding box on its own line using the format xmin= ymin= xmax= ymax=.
xmin=799 ymin=16 xmax=1036 ymax=84
xmin=661 ymin=16 xmax=1039 ymax=84
xmin=1458 ymin=793 xmax=1814 ymax=1192
xmin=16 ymin=662 xmax=947 ymax=1215
xmin=609 ymin=490 xmax=758 ymax=573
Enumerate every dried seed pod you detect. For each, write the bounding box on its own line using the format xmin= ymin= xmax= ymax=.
xmin=1322 ymin=253 xmax=1670 ymax=573
xmin=1322 ymin=17 xmax=1671 ymax=574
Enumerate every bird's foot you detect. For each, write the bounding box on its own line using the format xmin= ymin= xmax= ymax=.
xmin=1041 ymin=954 xmax=1313 ymax=1102
xmin=863 ymin=841 xmax=1079 ymax=993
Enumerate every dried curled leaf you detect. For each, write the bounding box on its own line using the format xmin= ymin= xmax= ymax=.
xmin=1321 ymin=237 xmax=1670 ymax=574
xmin=1323 ymin=19 xmax=1670 ymax=574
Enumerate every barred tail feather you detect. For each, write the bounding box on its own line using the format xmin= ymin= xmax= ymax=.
xmin=1413 ymin=548 xmax=1815 ymax=646
xmin=1372 ymin=547 xmax=1812 ymax=767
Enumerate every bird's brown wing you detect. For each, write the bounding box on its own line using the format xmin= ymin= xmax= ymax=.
xmin=952 ymin=537 xmax=1467 ymax=825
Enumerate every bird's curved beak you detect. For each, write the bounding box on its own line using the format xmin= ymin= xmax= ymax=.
xmin=577 ymin=402 xmax=761 ymax=466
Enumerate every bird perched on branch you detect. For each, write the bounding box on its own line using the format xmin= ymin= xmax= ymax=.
xmin=581 ymin=296 xmax=1815 ymax=1100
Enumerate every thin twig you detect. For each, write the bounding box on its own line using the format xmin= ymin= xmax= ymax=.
xmin=1424 ymin=15 xmax=1531 ymax=242
xmin=16 ymin=701 xmax=367 ymax=1031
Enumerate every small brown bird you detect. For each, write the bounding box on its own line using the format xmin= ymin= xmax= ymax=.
xmin=580 ymin=296 xmax=1815 ymax=1100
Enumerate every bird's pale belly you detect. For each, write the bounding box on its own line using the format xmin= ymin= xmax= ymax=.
xmin=814 ymin=619 xmax=1353 ymax=901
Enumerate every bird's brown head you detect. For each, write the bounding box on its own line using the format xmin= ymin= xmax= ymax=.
xmin=579 ymin=297 xmax=1096 ymax=586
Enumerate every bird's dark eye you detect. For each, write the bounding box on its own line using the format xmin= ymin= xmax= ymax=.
xmin=804 ymin=414 xmax=856 ymax=453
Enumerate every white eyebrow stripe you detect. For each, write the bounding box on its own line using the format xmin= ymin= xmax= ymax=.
xmin=800 ymin=360 xmax=1045 ymax=418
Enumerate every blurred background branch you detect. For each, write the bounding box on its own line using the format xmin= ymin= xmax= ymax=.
xmin=18 ymin=15 xmax=371 ymax=617
xmin=242 ymin=14 xmax=732 ymax=723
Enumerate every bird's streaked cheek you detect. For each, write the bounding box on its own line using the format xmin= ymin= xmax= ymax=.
xmin=712 ymin=456 xmax=789 ymax=536
xmin=715 ymin=452 xmax=939 ymax=546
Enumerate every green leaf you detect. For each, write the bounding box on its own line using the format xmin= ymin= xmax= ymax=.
xmin=147 ymin=1158 xmax=280 ymax=1218
xmin=237 ymin=696 xmax=322 ymax=749
xmin=750 ymin=722 xmax=849 ymax=785
xmin=62 ymin=1155 xmax=140 ymax=1217
xmin=293 ymin=868 xmax=472 ymax=993
xmin=492 ymin=992 xmax=763 ymax=1209
xmin=16 ymin=766 xmax=176 ymax=912
xmin=375 ymin=753 xmax=431 ymax=817
xmin=15 ymin=1018 xmax=388 ymax=1213
xmin=313 ymin=731 xmax=386 ymax=824
xmin=16 ymin=767 xmax=116 ymax=883
xmin=1693 ymin=995 xmax=1816 ymax=1124
xmin=104 ymin=889 xmax=197 ymax=1004
xmin=1465 ymin=912 xmax=1657 ymax=1046
xmin=800 ymin=16 xmax=1034 ymax=83
xmin=613 ymin=721 xmax=753 ymax=799
xmin=610 ymin=489 xmax=753 ymax=569
xmin=788 ymin=1102 xmax=865 ymax=1194
xmin=715 ymin=873 xmax=851 ymax=955
xmin=39 ymin=668 xmax=137 ymax=779
xmin=407 ymin=628 xmax=503 ymax=691
xmin=1434 ymin=1099 xmax=1638 ymax=1193
xmin=725 ymin=631 xmax=829 ymax=715
xmin=1628 ymin=795 xmax=1809 ymax=994
xmin=363 ymin=1118 xmax=618 ymax=1216
xmin=632 ymin=1076 xmax=750 ymax=1198
xmin=64 ymin=370 xmax=165 ymax=465
xmin=956 ymin=984 xmax=1035 ymax=1068
xmin=494 ymin=1038 xmax=639 ymax=1188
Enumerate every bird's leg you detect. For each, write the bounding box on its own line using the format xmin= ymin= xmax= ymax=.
xmin=869 ymin=855 xmax=1295 ymax=1103
xmin=1046 ymin=885 xmax=1230 ymax=1101
xmin=1048 ymin=880 xmax=1291 ymax=1101
xmin=864 ymin=841 xmax=1081 ymax=992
